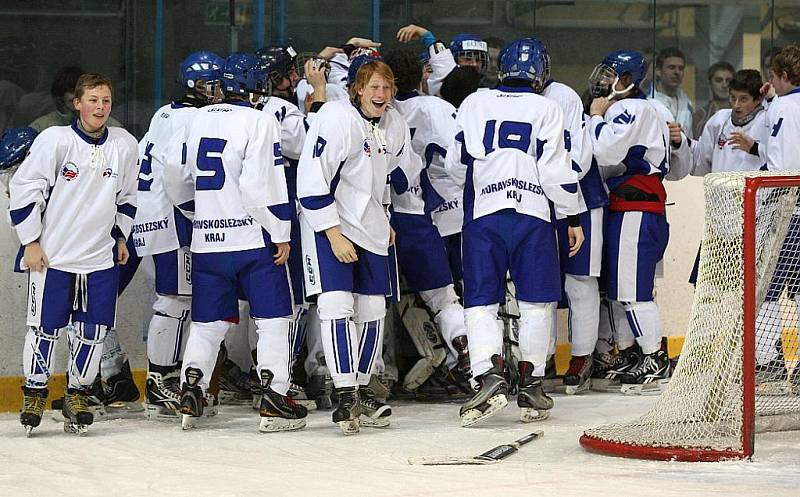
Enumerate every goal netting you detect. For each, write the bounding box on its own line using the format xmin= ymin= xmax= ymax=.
xmin=580 ymin=171 xmax=800 ymax=461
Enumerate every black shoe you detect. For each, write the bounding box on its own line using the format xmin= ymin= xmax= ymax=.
xmin=620 ymin=350 xmax=670 ymax=394
xmin=518 ymin=361 xmax=553 ymax=422
xmin=104 ymin=361 xmax=140 ymax=404
xmin=258 ymin=369 xmax=307 ymax=432
xmin=21 ymin=386 xmax=48 ymax=433
xmin=332 ymin=386 xmax=360 ymax=435
xmin=359 ymin=386 xmax=391 ymax=427
xmin=460 ymin=354 xmax=508 ymax=427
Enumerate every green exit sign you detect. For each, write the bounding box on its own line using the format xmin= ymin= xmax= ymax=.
xmin=205 ymin=1 xmax=253 ymax=26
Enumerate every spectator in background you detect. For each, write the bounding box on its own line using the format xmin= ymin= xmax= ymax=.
xmin=30 ymin=66 xmax=123 ymax=132
xmin=762 ymin=46 xmax=783 ymax=82
xmin=651 ymin=47 xmax=695 ymax=138
xmin=481 ymin=36 xmax=505 ymax=87
xmin=692 ymin=61 xmax=735 ymax=138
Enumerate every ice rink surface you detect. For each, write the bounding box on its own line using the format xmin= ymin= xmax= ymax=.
xmin=1 ymin=392 xmax=799 ymax=497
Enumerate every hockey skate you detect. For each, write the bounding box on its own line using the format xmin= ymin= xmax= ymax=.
xmin=218 ymin=359 xmax=255 ymax=405
xmin=144 ymin=367 xmax=181 ymax=421
xmin=542 ymin=356 xmax=561 ymax=394
xmin=564 ymin=355 xmax=593 ymax=395
xmin=259 ymin=370 xmax=308 ymax=433
xmin=306 ymin=374 xmax=334 ymax=410
xmin=332 ymin=386 xmax=361 ymax=435
xmin=287 ymin=383 xmax=317 ymax=411
xmin=51 ymin=374 xmax=107 ymax=421
xmin=518 ymin=361 xmax=553 ymax=422
xmin=591 ymin=346 xmax=640 ymax=392
xmin=102 ymin=361 xmax=144 ymax=417
xmin=460 ymin=355 xmax=508 ymax=427
xmin=62 ymin=388 xmax=94 ymax=435
xmin=179 ymin=367 xmax=205 ymax=430
xmin=620 ymin=350 xmax=670 ymax=395
xmin=20 ymin=386 xmax=48 ymax=437
xmin=359 ymin=386 xmax=391 ymax=428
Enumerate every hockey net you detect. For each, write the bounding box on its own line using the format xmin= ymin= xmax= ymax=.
xmin=581 ymin=171 xmax=800 ymax=461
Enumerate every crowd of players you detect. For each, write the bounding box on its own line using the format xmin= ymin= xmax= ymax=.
xmin=2 ymin=24 xmax=800 ymax=436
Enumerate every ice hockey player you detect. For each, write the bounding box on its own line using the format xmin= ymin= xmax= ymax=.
xmin=10 ymin=73 xmax=139 ymax=435
xmin=164 ymin=52 xmax=304 ymax=432
xmin=445 ymin=38 xmax=583 ymax=427
xmin=587 ymin=50 xmax=671 ymax=394
xmin=297 ymin=57 xmax=413 ymax=434
xmin=136 ymin=51 xmax=224 ymax=419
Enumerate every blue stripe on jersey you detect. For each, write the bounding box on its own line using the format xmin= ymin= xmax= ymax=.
xmin=9 ymin=202 xmax=36 ymax=226
xmin=299 ymin=194 xmax=334 ymax=211
xmin=389 ymin=166 xmax=409 ymax=194
xmin=561 ymin=182 xmax=578 ymax=194
xmin=117 ymin=202 xmax=137 ymax=219
xmin=268 ymin=202 xmax=293 ymax=221
xmin=420 ymin=169 xmax=445 ymax=213
xmin=594 ymin=121 xmax=607 ymax=139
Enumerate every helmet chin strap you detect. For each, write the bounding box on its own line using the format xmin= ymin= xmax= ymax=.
xmin=608 ymin=77 xmax=634 ymax=100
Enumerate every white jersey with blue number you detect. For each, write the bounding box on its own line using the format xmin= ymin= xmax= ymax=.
xmin=444 ymin=87 xmax=580 ymax=225
xmin=165 ymin=101 xmax=290 ymax=254
xmin=9 ymin=124 xmax=139 ymax=273
xmin=298 ymin=101 xmax=411 ymax=256
xmin=134 ymin=102 xmax=199 ymax=256
xmin=766 ymin=88 xmax=800 ymax=171
xmin=588 ymin=96 xmax=670 ymax=190
xmin=670 ymin=108 xmax=769 ymax=179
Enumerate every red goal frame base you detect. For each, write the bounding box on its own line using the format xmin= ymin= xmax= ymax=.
xmin=579 ymin=434 xmax=747 ymax=462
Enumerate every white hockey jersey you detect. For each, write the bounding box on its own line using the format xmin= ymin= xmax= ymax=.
xmin=261 ymin=96 xmax=309 ymax=200
xmin=164 ymin=101 xmax=290 ymax=253
xmin=766 ymin=88 xmax=800 ymax=171
xmin=392 ymin=92 xmax=462 ymax=235
xmin=670 ymin=108 xmax=769 ymax=179
xmin=588 ymin=95 xmax=670 ymax=191
xmin=298 ymin=101 xmax=410 ymax=256
xmin=134 ymin=102 xmax=199 ymax=256
xmin=9 ymin=123 xmax=138 ymax=273
xmin=444 ymin=86 xmax=580 ymax=225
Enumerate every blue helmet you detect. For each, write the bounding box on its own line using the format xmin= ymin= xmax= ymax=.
xmin=222 ymin=52 xmax=270 ymax=96
xmin=601 ymin=50 xmax=648 ymax=87
xmin=0 ymin=127 xmax=37 ymax=171
xmin=450 ymin=34 xmax=488 ymax=73
xmin=498 ymin=38 xmax=551 ymax=92
xmin=179 ymin=51 xmax=224 ymax=89
xmin=347 ymin=54 xmax=382 ymax=88
xmin=256 ymin=45 xmax=298 ymax=80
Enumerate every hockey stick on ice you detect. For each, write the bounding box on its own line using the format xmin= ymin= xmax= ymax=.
xmin=407 ymin=431 xmax=544 ymax=465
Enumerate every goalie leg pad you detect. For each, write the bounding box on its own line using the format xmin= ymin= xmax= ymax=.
xmin=147 ymin=294 xmax=191 ymax=367
xmin=67 ymin=321 xmax=109 ymax=389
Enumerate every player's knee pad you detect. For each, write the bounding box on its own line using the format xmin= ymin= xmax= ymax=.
xmin=354 ymin=294 xmax=385 ymax=323
xmin=153 ymin=294 xmax=191 ymax=318
xmin=31 ymin=326 xmax=60 ymax=342
xmin=317 ymin=291 xmax=354 ymax=321
xmin=418 ymin=284 xmax=460 ymax=314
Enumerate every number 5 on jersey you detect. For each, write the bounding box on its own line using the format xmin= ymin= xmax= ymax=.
xmin=196 ymin=137 xmax=227 ymax=190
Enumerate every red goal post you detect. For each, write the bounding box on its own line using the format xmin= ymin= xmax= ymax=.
xmin=580 ymin=171 xmax=800 ymax=462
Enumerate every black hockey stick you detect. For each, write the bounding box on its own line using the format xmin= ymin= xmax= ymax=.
xmin=407 ymin=431 xmax=544 ymax=465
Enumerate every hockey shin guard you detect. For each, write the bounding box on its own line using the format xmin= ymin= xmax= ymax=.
xmin=146 ymin=295 xmax=190 ymax=367
xmin=22 ymin=326 xmax=61 ymax=388
xmin=518 ymin=302 xmax=555 ymax=377
xmin=464 ymin=304 xmax=503 ymax=377
xmin=67 ymin=321 xmax=108 ymax=389
xmin=255 ymin=317 xmax=293 ymax=395
xmin=181 ymin=321 xmax=231 ymax=392
xmin=318 ymin=292 xmax=358 ymax=388
xmin=622 ymin=301 xmax=663 ymax=355
xmin=564 ymin=275 xmax=600 ymax=357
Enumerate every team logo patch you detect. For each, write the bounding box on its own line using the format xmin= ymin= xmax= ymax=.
xmin=102 ymin=167 xmax=113 ymax=178
xmin=717 ymin=134 xmax=727 ymax=150
xmin=61 ymin=162 xmax=79 ymax=181
xmin=363 ymin=140 xmax=372 ymax=157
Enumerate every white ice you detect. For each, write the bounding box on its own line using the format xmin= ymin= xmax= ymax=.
xmin=1 ymin=392 xmax=799 ymax=497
